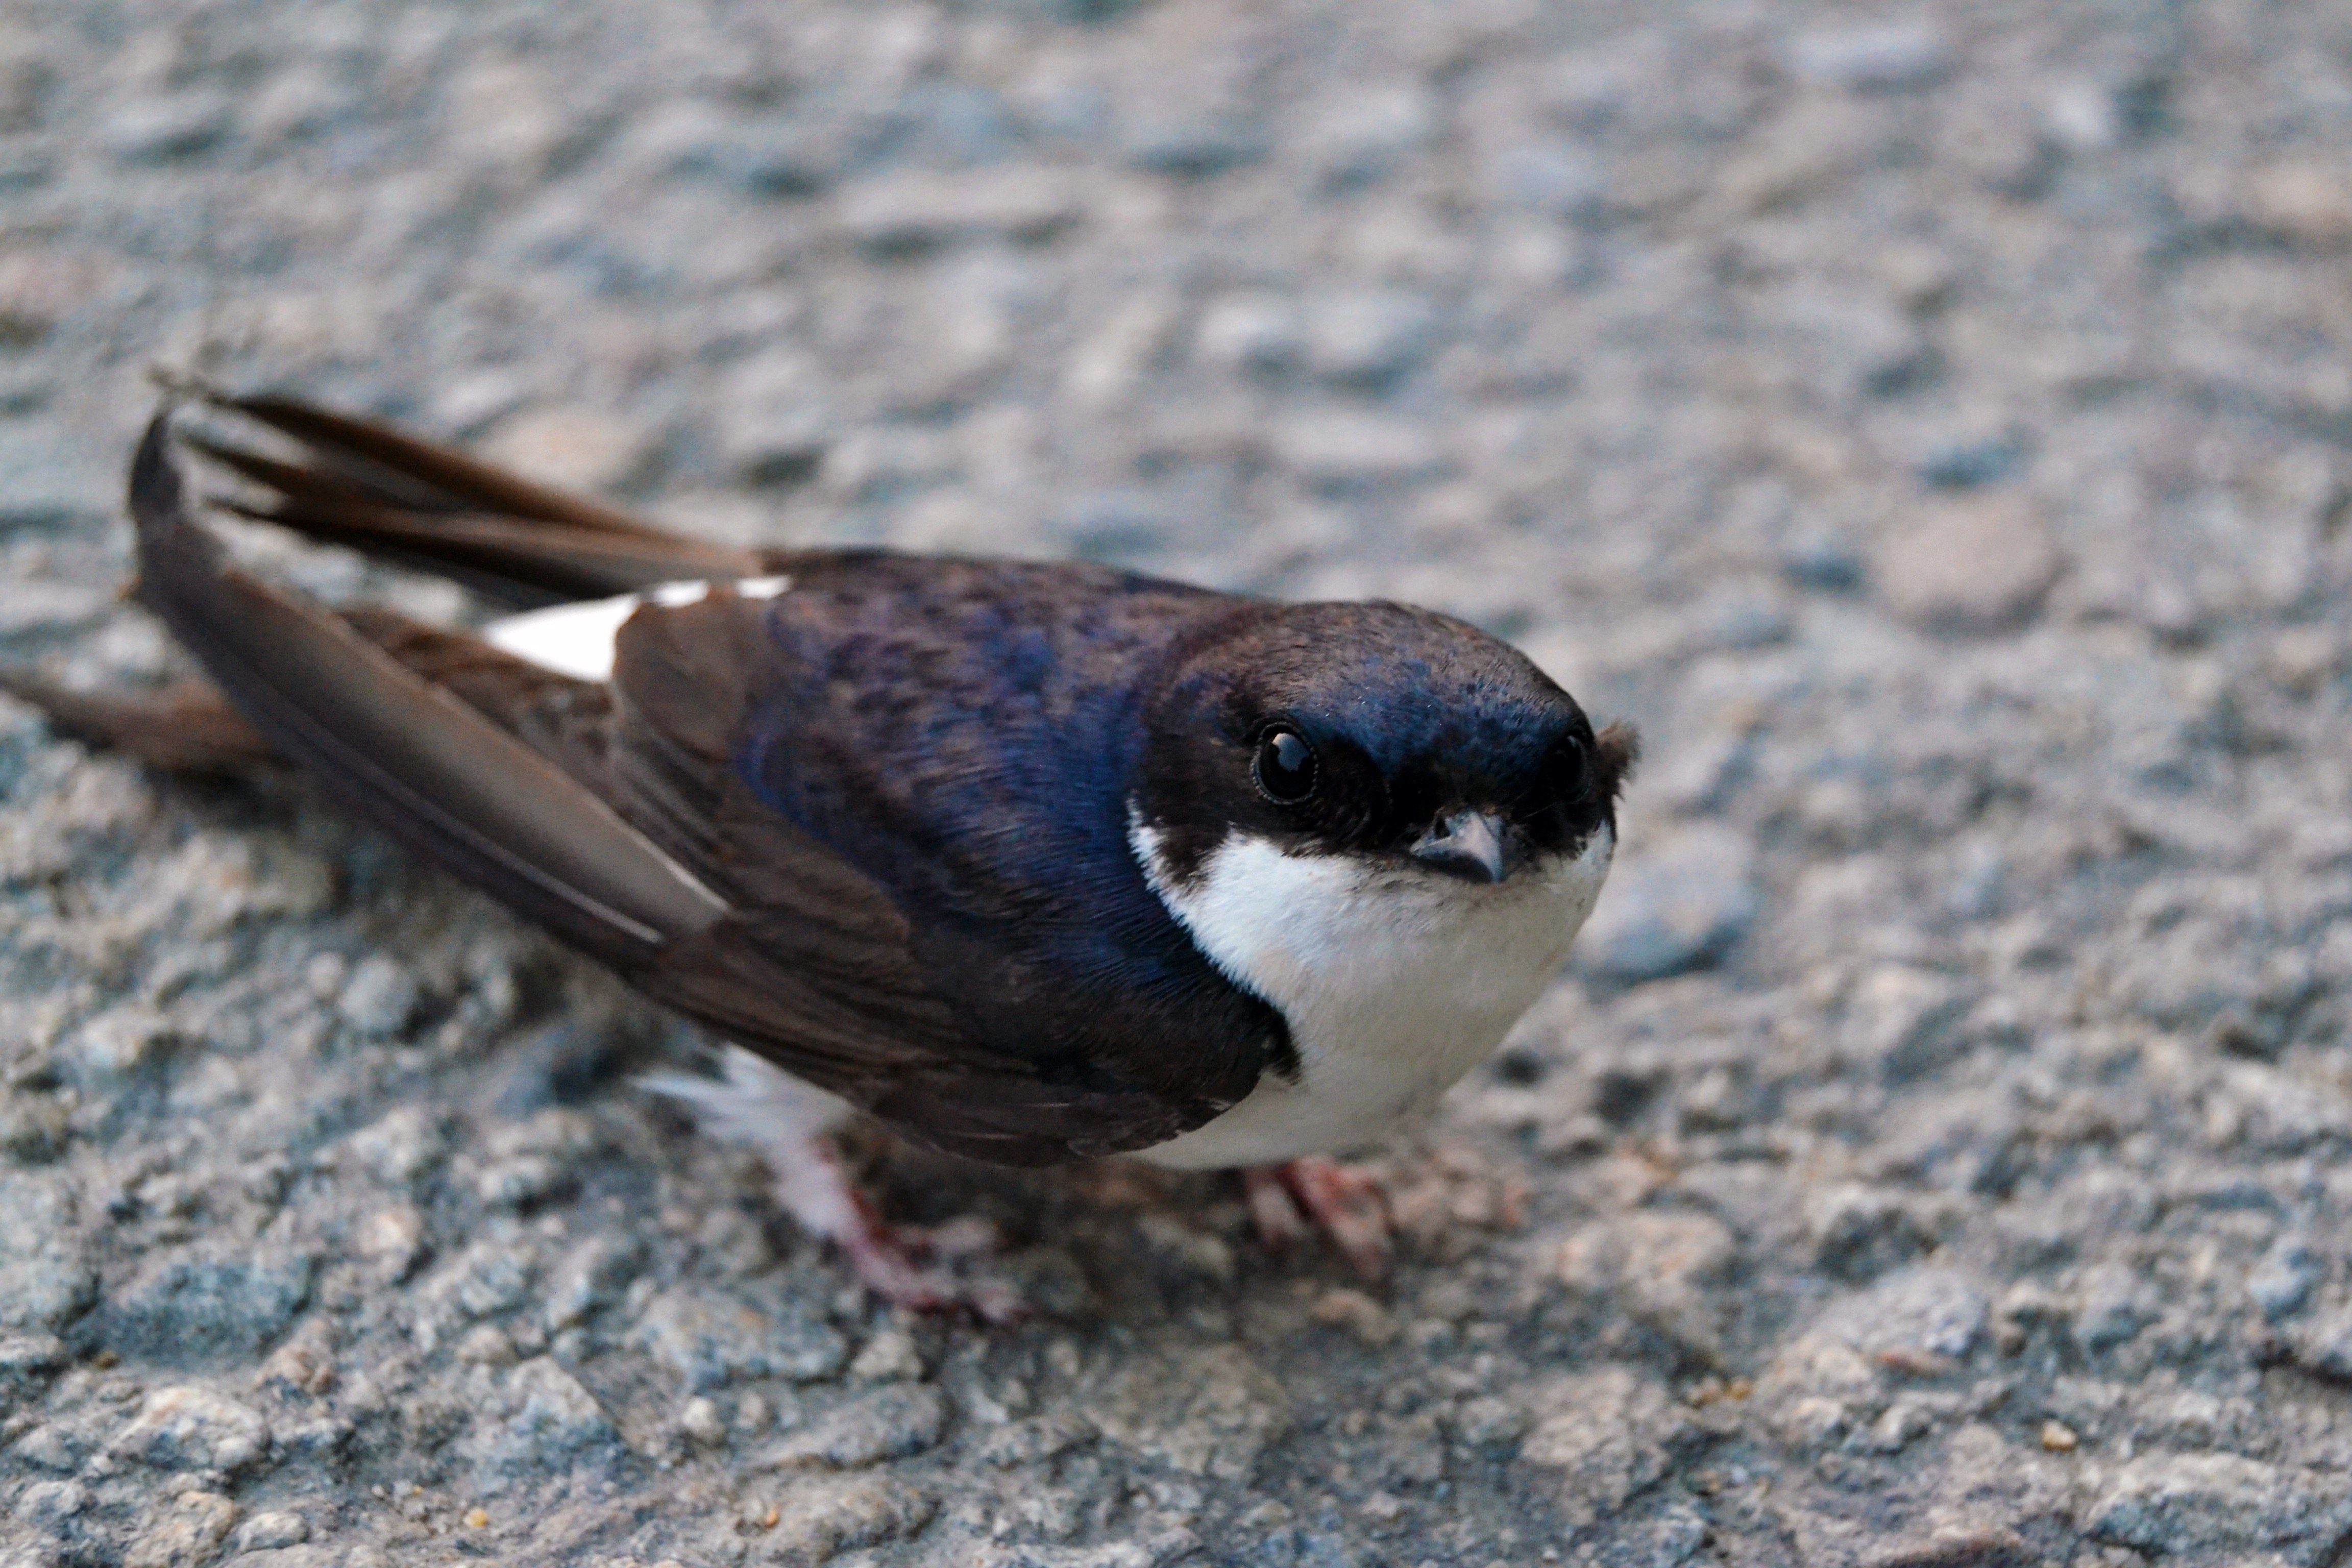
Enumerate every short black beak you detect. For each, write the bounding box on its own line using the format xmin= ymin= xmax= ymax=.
xmin=1409 ymin=810 xmax=1520 ymax=885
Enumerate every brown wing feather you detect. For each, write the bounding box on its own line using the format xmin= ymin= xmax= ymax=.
xmin=336 ymin=608 xmax=620 ymax=791
xmin=127 ymin=412 xmax=728 ymax=967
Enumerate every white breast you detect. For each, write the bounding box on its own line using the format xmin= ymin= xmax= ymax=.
xmin=482 ymin=575 xmax=792 ymax=680
xmin=1130 ymin=814 xmax=1613 ymax=1169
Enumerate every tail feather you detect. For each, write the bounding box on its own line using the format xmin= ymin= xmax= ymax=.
xmin=172 ymin=379 xmax=778 ymax=606
xmin=0 ymin=668 xmax=280 ymax=775
xmin=189 ymin=382 xmax=657 ymax=534
xmin=216 ymin=492 xmax=761 ymax=605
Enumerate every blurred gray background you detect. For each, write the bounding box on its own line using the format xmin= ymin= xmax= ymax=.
xmin=2 ymin=2 xmax=2350 ymax=1565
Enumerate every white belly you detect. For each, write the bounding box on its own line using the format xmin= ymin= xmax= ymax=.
xmin=1130 ymin=816 xmax=1613 ymax=1169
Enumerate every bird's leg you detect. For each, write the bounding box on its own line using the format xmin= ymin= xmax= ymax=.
xmin=1243 ymin=1156 xmax=1393 ymax=1281
xmin=770 ymin=1134 xmax=1024 ymax=1325
xmin=642 ymin=1047 xmax=1022 ymax=1322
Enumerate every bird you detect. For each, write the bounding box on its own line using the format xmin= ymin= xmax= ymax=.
xmin=1 ymin=384 xmax=1636 ymax=1317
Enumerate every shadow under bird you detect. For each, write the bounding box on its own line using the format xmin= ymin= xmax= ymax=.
xmin=1 ymin=387 xmax=1636 ymax=1315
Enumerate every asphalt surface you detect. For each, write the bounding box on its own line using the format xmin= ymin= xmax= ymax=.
xmin=2 ymin=2 xmax=2350 ymax=1565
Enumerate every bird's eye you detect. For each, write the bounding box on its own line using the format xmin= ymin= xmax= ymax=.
xmin=1251 ymin=727 xmax=1319 ymax=804
xmin=1548 ymin=734 xmax=1590 ymax=801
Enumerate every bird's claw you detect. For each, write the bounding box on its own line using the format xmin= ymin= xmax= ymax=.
xmin=833 ymin=1212 xmax=1026 ymax=1324
xmin=752 ymin=1126 xmax=1025 ymax=1323
xmin=1244 ymin=1156 xmax=1393 ymax=1281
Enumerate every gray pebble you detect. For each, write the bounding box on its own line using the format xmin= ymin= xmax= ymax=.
xmin=543 ymin=1233 xmax=644 ymax=1333
xmin=678 ymin=1393 xmax=727 ymax=1448
xmin=100 ymin=1240 xmax=318 ymax=1360
xmin=1576 ymin=825 xmax=1759 ymax=985
xmin=0 ymin=1331 xmax=66 ymax=1405
xmin=2285 ymin=1304 xmax=2352 ymax=1382
xmin=458 ymin=1356 xmax=619 ymax=1479
xmin=2241 ymin=162 xmax=2352 ymax=249
xmin=2248 ymin=1235 xmax=2322 ymax=1322
xmin=123 ymin=1490 xmax=239 ymax=1567
xmin=2071 ymin=1263 xmax=2152 ymax=1353
xmin=61 ymin=1003 xmax=177 ymax=1087
xmin=1650 ymin=730 xmax=1752 ymax=818
xmin=761 ymin=1474 xmax=937 ymax=1561
xmin=0 ymin=581 xmax=110 ymax=638
xmin=11 ymin=1420 xmax=81 ymax=1471
xmin=846 ymin=1324 xmax=926 ymax=1383
xmin=1451 ymin=1395 xmax=1531 ymax=1449
xmin=2086 ymin=1453 xmax=2350 ymax=1560
xmin=481 ymin=407 xmax=654 ymax=495
xmin=974 ymin=1411 xmax=1095 ymax=1470
xmin=18 ymin=1477 xmax=86 ymax=1529
xmin=1292 ymin=83 xmax=1436 ymax=188
xmin=0 ymin=1171 xmax=96 ymax=1331
xmin=837 ymin=169 xmax=1083 ymax=252
xmin=1092 ymin=1345 xmax=1291 ymax=1483
xmin=0 ymin=424 xmax=113 ymax=528
xmin=413 ymin=1235 xmax=537 ymax=1346
xmin=336 ymin=955 xmax=421 ymax=1039
xmin=763 ymin=1382 xmax=948 ymax=1471
xmin=632 ymin=1286 xmax=848 ymax=1391
xmin=1123 ymin=112 xmax=1266 ymax=178
xmin=1875 ymin=494 xmax=2064 ymax=634
xmin=1195 ymin=292 xmax=1304 ymax=376
xmin=653 ymin=109 xmax=839 ymax=198
xmin=1490 ymin=144 xmax=1608 ymax=220
xmin=1820 ymin=1265 xmax=1988 ymax=1361
xmin=1272 ymin=410 xmax=1448 ymax=487
xmin=0 ymin=1091 xmax=69 ymax=1162
xmin=716 ymin=350 xmax=832 ymax=484
xmin=1806 ymin=1185 xmax=1944 ymax=1280
xmin=1302 ymin=290 xmax=1438 ymax=387
xmin=1844 ymin=965 xmax=1974 ymax=1085
xmin=100 ymin=93 xmax=232 ymax=163
xmin=232 ymin=1510 xmax=312 ymax=1553
xmin=111 ymin=1385 xmax=272 ymax=1472
xmin=1785 ymin=24 xmax=1953 ymax=91
xmin=1518 ymin=1366 xmax=1685 ymax=1529
xmin=1917 ymin=432 xmax=2030 ymax=492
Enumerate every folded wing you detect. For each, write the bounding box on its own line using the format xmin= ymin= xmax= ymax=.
xmin=128 ymin=413 xmax=730 ymax=966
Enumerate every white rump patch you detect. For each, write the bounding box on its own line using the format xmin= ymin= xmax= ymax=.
xmin=482 ymin=574 xmax=791 ymax=681
xmin=639 ymin=1044 xmax=855 ymax=1154
xmin=639 ymin=1046 xmax=865 ymax=1243
xmin=482 ymin=594 xmax=643 ymax=680
xmin=1129 ymin=814 xmax=1614 ymax=1169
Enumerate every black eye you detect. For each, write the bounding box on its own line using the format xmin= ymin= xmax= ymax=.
xmin=1251 ymin=727 xmax=1319 ymax=804
xmin=1548 ymin=735 xmax=1590 ymax=801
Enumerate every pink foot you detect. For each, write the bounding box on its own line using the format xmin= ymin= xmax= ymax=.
xmin=644 ymin=1054 xmax=1024 ymax=1321
xmin=1243 ymin=1156 xmax=1393 ymax=1281
xmin=775 ymin=1135 xmax=1025 ymax=1324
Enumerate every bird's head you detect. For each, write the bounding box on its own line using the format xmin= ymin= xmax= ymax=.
xmin=1130 ymin=601 xmax=1636 ymax=893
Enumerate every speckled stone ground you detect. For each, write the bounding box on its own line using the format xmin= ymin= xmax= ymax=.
xmin=3 ymin=3 xmax=2350 ymax=1565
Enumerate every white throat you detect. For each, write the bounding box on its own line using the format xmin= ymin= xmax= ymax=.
xmin=1129 ymin=812 xmax=1613 ymax=1169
